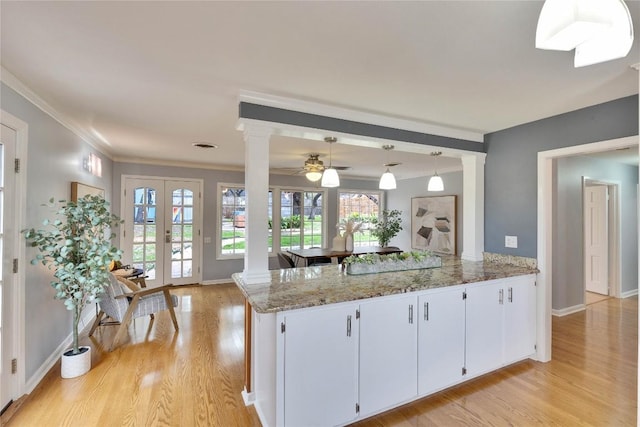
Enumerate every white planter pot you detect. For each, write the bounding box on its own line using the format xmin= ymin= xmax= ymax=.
xmin=61 ymin=346 xmax=91 ymax=379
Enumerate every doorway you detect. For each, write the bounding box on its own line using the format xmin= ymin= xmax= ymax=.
xmin=122 ymin=177 xmax=203 ymax=286
xmin=583 ymin=179 xmax=621 ymax=303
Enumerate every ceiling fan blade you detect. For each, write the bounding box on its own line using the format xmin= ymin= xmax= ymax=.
xmin=333 ymin=166 xmax=351 ymax=170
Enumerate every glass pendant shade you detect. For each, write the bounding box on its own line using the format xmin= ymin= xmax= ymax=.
xmin=305 ymin=170 xmax=323 ymax=182
xmin=379 ymin=169 xmax=396 ymax=190
xmin=321 ymin=167 xmax=340 ymax=188
xmin=427 ymin=174 xmax=444 ymax=192
xmin=536 ymin=0 xmax=633 ymax=67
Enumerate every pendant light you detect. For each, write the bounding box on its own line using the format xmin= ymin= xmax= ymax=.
xmin=379 ymin=145 xmax=398 ymax=190
xmin=427 ymin=151 xmax=444 ymax=192
xmin=535 ymin=0 xmax=634 ymax=67
xmin=321 ymin=137 xmax=340 ymax=188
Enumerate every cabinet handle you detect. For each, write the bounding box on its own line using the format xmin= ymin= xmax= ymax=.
xmin=347 ymin=315 xmax=352 ymax=337
xmin=424 ymin=302 xmax=429 ymax=321
xmin=508 ymin=287 xmax=513 ymax=303
xmin=499 ymin=289 xmax=504 ymax=305
xmin=409 ymin=304 xmax=414 ymax=324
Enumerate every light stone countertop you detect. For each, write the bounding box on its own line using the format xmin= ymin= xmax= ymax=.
xmin=232 ymin=256 xmax=538 ymax=314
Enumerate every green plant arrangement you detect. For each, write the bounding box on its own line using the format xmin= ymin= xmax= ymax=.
xmin=370 ymin=209 xmax=403 ymax=247
xmin=342 ymin=250 xmax=441 ymax=275
xmin=23 ymin=195 xmax=122 ymax=356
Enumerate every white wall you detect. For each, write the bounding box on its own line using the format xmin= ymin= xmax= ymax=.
xmin=386 ymin=170 xmax=464 ymax=254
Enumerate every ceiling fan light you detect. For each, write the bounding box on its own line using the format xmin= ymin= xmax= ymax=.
xmin=379 ymin=169 xmax=396 ymax=190
xmin=427 ymin=174 xmax=444 ymax=192
xmin=305 ymin=170 xmax=323 ymax=182
xmin=321 ymin=167 xmax=340 ymax=188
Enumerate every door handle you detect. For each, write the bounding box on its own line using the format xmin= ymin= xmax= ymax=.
xmin=499 ymin=289 xmax=504 ymax=305
xmin=347 ymin=315 xmax=352 ymax=337
xmin=165 ymin=230 xmax=171 ymax=243
xmin=424 ymin=302 xmax=429 ymax=321
xmin=508 ymin=287 xmax=513 ymax=303
xmin=409 ymin=304 xmax=414 ymax=324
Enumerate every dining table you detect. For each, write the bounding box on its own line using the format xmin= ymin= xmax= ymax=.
xmin=287 ymin=245 xmax=403 ymax=267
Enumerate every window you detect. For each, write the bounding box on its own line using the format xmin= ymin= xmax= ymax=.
xmin=338 ymin=191 xmax=382 ymax=246
xmin=279 ymin=190 xmax=325 ymax=251
xmin=218 ymin=184 xmax=325 ymax=258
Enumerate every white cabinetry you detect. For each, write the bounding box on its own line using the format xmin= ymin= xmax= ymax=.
xmin=359 ymin=294 xmax=418 ymax=416
xmin=417 ymin=287 xmax=466 ymax=395
xmin=280 ymin=303 xmax=359 ymax=427
xmin=466 ymin=275 xmax=537 ymax=377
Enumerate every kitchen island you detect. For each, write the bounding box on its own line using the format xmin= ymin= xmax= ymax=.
xmin=233 ymin=256 xmax=538 ymax=427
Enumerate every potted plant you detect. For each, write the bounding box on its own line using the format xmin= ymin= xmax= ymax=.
xmin=24 ymin=195 xmax=122 ymax=378
xmin=370 ymin=209 xmax=403 ymax=248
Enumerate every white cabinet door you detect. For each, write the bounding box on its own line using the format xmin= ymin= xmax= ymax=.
xmin=465 ymin=280 xmax=504 ymax=377
xmin=282 ymin=304 xmax=359 ymax=427
xmin=504 ymin=275 xmax=537 ymax=364
xmin=359 ymin=294 xmax=418 ymax=417
xmin=418 ymin=288 xmax=466 ymax=395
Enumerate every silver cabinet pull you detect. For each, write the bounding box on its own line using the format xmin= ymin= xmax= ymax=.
xmin=508 ymin=287 xmax=513 ymax=303
xmin=409 ymin=304 xmax=414 ymax=324
xmin=424 ymin=302 xmax=429 ymax=321
xmin=499 ymin=289 xmax=504 ymax=305
xmin=347 ymin=315 xmax=352 ymax=337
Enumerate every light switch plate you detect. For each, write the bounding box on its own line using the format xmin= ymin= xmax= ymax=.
xmin=505 ymin=235 xmax=518 ymax=248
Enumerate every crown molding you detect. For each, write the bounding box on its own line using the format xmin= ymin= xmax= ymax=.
xmin=1 ymin=66 xmax=114 ymax=160
xmin=113 ymin=155 xmax=246 ymax=172
xmin=238 ymin=90 xmax=485 ymax=143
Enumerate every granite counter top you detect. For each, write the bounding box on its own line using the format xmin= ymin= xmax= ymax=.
xmin=232 ymin=256 xmax=537 ymax=314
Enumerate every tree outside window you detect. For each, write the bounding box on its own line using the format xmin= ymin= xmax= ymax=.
xmin=338 ymin=191 xmax=381 ymax=246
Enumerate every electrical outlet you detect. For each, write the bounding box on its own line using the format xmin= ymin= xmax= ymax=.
xmin=505 ymin=235 xmax=518 ymax=248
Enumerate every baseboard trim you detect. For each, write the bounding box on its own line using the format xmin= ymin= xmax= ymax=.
xmin=241 ymin=388 xmax=255 ymax=406
xmin=25 ymin=307 xmax=96 ymax=393
xmin=552 ymin=304 xmax=585 ymax=317
xmin=621 ymin=289 xmax=638 ymax=298
xmin=201 ymin=278 xmax=234 ymax=285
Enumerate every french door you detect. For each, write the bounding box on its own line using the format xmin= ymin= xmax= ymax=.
xmin=122 ymin=177 xmax=202 ymax=286
xmin=1 ymin=123 xmax=17 ymax=411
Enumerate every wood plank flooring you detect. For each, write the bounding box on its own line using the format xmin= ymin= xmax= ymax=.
xmin=3 ymin=285 xmax=637 ymax=427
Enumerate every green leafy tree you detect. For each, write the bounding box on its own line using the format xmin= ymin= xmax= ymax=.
xmin=370 ymin=209 xmax=403 ymax=247
xmin=23 ymin=196 xmax=122 ymax=355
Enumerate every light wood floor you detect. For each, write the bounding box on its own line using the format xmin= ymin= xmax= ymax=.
xmin=3 ymin=285 xmax=637 ymax=426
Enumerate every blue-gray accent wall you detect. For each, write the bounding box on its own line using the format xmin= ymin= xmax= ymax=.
xmin=484 ymin=95 xmax=638 ymax=258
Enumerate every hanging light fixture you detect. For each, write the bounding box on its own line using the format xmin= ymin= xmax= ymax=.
xmin=306 ymin=170 xmax=323 ymax=182
xmin=427 ymin=151 xmax=444 ymax=192
xmin=321 ymin=137 xmax=340 ymax=188
xmin=379 ymin=145 xmax=398 ymax=190
xmin=535 ymin=0 xmax=634 ymax=67
xmin=303 ymin=154 xmax=324 ymax=182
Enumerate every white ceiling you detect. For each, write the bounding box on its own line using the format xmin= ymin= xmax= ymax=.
xmin=1 ymin=1 xmax=638 ymax=180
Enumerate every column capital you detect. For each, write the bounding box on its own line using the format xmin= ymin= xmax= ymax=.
xmin=243 ymin=122 xmax=274 ymax=142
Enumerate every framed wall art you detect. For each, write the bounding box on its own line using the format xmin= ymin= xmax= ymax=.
xmin=71 ymin=181 xmax=105 ymax=202
xmin=411 ymin=195 xmax=456 ymax=255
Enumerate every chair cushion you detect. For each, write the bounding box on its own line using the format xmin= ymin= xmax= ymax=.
xmin=133 ymin=293 xmax=179 ymax=318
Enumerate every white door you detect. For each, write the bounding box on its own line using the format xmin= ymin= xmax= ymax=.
xmin=1 ymin=124 xmax=17 ymax=411
xmin=418 ymin=288 xmax=465 ymax=396
xmin=123 ymin=178 xmax=201 ymax=286
xmin=282 ymin=304 xmax=359 ymax=427
xmin=359 ymin=294 xmax=418 ymax=416
xmin=584 ymin=185 xmax=609 ymax=295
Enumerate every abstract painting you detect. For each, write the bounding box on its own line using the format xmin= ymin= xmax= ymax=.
xmin=411 ymin=195 xmax=456 ymax=255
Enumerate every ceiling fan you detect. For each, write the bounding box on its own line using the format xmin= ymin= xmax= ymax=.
xmin=274 ymin=153 xmax=351 ymax=182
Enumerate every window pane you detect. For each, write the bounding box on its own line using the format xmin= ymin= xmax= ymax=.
xmin=338 ymin=191 xmax=381 ymax=246
xmin=145 ymin=225 xmax=156 ymax=242
xmin=171 ymin=243 xmax=181 ymax=260
xmin=133 ymin=225 xmax=144 ymax=243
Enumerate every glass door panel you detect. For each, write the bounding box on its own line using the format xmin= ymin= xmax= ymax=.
xmin=165 ymin=183 xmax=200 ymax=284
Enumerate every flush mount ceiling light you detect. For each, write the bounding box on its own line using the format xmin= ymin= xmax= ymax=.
xmin=379 ymin=145 xmax=398 ymax=190
xmin=192 ymin=142 xmax=219 ymax=149
xmin=427 ymin=151 xmax=444 ymax=192
xmin=321 ymin=137 xmax=340 ymax=188
xmin=535 ymin=0 xmax=634 ymax=67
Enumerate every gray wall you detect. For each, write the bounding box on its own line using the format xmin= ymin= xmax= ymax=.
xmin=113 ymin=161 xmax=381 ymax=279
xmin=553 ymin=156 xmax=638 ymax=309
xmin=485 ymin=95 xmax=638 ymax=258
xmin=386 ymin=170 xmax=464 ymax=254
xmin=1 ymin=83 xmax=114 ymax=381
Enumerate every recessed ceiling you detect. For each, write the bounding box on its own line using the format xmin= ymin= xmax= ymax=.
xmin=1 ymin=1 xmax=638 ymax=179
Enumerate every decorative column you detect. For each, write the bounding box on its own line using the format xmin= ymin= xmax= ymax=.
xmin=461 ymin=153 xmax=486 ymax=261
xmin=242 ymin=123 xmax=273 ymax=284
